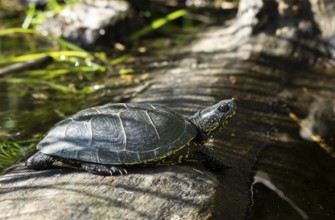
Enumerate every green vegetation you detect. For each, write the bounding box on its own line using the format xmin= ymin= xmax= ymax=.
xmin=129 ymin=9 xmax=188 ymax=41
xmin=0 ymin=138 xmax=37 ymax=171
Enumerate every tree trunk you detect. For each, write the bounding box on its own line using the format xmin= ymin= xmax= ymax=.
xmin=1 ymin=0 xmax=334 ymax=219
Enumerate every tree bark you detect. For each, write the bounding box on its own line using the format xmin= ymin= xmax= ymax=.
xmin=1 ymin=0 xmax=334 ymax=219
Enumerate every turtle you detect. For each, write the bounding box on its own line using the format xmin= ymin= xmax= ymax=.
xmin=26 ymin=99 xmax=236 ymax=175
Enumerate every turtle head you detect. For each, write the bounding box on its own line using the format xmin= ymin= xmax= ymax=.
xmin=190 ymin=99 xmax=236 ymax=144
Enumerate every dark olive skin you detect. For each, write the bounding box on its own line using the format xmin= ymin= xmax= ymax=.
xmin=26 ymin=99 xmax=236 ymax=175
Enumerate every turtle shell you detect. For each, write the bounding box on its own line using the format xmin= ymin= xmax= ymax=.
xmin=37 ymin=103 xmax=198 ymax=165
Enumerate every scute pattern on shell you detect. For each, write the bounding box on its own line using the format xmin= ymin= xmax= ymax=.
xmin=38 ymin=103 xmax=197 ymax=165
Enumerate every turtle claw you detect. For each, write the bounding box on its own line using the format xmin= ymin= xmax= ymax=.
xmin=112 ymin=167 xmax=123 ymax=175
xmin=107 ymin=169 xmax=114 ymax=176
xmin=81 ymin=162 xmax=127 ymax=176
xmin=107 ymin=166 xmax=127 ymax=176
xmin=109 ymin=166 xmax=127 ymax=175
xmin=119 ymin=170 xmax=124 ymax=175
xmin=113 ymin=167 xmax=127 ymax=176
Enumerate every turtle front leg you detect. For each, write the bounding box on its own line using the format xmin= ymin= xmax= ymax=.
xmin=184 ymin=146 xmax=228 ymax=171
xmin=81 ymin=162 xmax=127 ymax=176
xmin=165 ymin=146 xmax=227 ymax=171
xmin=25 ymin=152 xmax=55 ymax=170
xmin=190 ymin=147 xmax=228 ymax=171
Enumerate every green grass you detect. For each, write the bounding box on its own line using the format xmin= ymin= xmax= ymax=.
xmin=129 ymin=9 xmax=188 ymax=41
xmin=0 ymin=138 xmax=37 ymax=172
xmin=0 ymin=28 xmax=107 ymax=94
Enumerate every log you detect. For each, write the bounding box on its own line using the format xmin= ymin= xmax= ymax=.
xmin=1 ymin=0 xmax=334 ymax=219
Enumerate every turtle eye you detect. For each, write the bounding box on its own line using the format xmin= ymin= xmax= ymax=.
xmin=218 ymin=105 xmax=230 ymax=113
